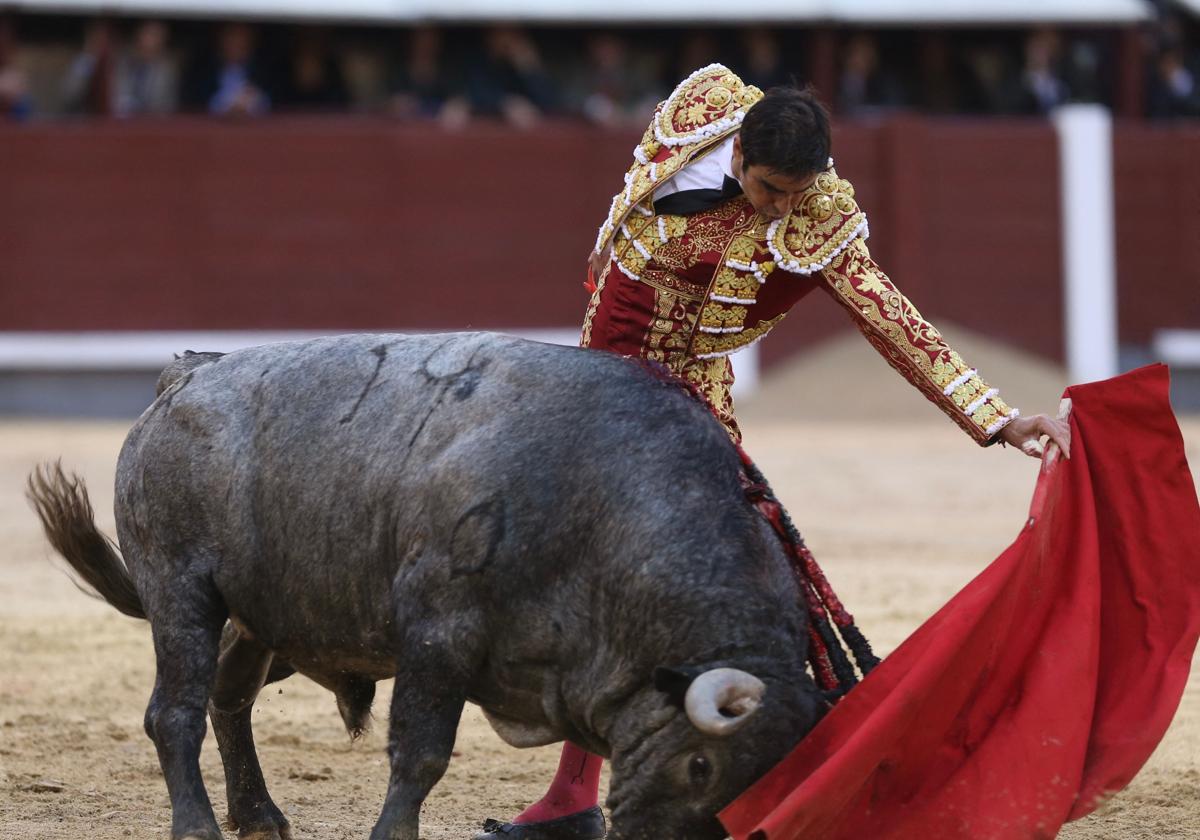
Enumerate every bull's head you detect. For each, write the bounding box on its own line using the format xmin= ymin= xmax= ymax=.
xmin=606 ymin=664 xmax=824 ymax=839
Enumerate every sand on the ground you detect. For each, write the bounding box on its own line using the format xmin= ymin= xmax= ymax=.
xmin=1 ymin=334 xmax=1197 ymax=839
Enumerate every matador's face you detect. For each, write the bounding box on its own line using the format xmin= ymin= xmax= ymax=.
xmin=731 ymin=135 xmax=818 ymax=221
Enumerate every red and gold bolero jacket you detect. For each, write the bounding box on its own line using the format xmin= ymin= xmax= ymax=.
xmin=582 ymin=64 xmax=1017 ymax=445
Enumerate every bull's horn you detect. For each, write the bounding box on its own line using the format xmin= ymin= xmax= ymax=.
xmin=684 ymin=668 xmax=766 ymax=736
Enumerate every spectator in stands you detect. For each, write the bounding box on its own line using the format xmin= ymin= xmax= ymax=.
xmin=114 ymin=20 xmax=178 ymax=117
xmin=917 ymin=33 xmax=988 ymax=114
xmin=278 ymin=27 xmax=348 ymax=111
xmin=0 ymin=16 xmax=32 ymax=120
xmin=184 ymin=22 xmax=271 ymax=117
xmin=61 ymin=18 xmax=115 ymax=116
xmin=466 ymin=25 xmax=557 ymax=128
xmin=673 ymin=30 xmax=720 ymax=84
xmin=838 ymin=32 xmax=905 ymax=115
xmin=962 ymin=43 xmax=1010 ymax=114
xmin=1007 ymin=27 xmax=1070 ymax=115
xmin=568 ymin=32 xmax=660 ymax=127
xmin=740 ymin=27 xmax=792 ymax=91
xmin=389 ymin=26 xmax=468 ymax=127
xmin=1061 ymin=37 xmax=1104 ymax=105
xmin=1148 ymin=41 xmax=1200 ymax=118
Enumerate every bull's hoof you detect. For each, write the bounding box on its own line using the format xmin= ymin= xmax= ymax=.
xmin=176 ymin=822 xmax=224 ymax=840
xmin=473 ymin=807 xmax=606 ymax=839
xmin=238 ymin=830 xmax=292 ymax=840
xmin=225 ymin=807 xmax=292 ymax=840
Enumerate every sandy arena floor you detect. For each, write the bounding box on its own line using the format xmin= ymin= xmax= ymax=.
xmin=1 ymin=349 xmax=1197 ymax=839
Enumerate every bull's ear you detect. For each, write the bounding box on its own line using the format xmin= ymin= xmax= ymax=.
xmin=654 ymin=665 xmax=704 ymax=708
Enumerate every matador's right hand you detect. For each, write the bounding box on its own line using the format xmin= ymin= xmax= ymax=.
xmin=588 ymin=246 xmax=612 ymax=278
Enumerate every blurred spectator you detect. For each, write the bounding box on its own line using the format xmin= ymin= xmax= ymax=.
xmin=114 ymin=20 xmax=177 ymax=117
xmin=466 ymin=26 xmax=557 ymax=128
xmin=917 ymin=33 xmax=988 ymax=114
xmin=740 ymin=28 xmax=792 ymax=91
xmin=568 ymin=32 xmax=659 ymax=127
xmin=963 ymin=44 xmax=1010 ymax=113
xmin=1007 ymin=28 xmax=1070 ymax=115
xmin=61 ymin=18 xmax=115 ymax=115
xmin=0 ymin=16 xmax=32 ymax=120
xmin=1148 ymin=43 xmax=1200 ymax=118
xmin=390 ymin=26 xmax=468 ymax=127
xmin=184 ymin=22 xmax=271 ymax=116
xmin=1062 ymin=37 xmax=1104 ymax=104
xmin=8 ymin=17 xmax=1196 ymax=125
xmin=278 ymin=27 xmax=348 ymax=111
xmin=838 ymin=33 xmax=905 ymax=115
xmin=674 ymin=30 xmax=719 ymax=81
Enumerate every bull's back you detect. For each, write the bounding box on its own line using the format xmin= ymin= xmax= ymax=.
xmin=114 ymin=333 xmax=734 ymax=667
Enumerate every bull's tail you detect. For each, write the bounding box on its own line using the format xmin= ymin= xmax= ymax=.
xmin=26 ymin=462 xmax=146 ymax=620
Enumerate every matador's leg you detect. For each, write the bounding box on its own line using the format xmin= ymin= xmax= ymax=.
xmin=472 ymin=742 xmax=606 ymax=840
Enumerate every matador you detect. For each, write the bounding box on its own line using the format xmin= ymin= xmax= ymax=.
xmin=474 ymin=64 xmax=1071 ymax=840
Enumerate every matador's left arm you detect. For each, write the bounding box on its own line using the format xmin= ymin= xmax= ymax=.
xmin=819 ymin=237 xmax=1018 ymax=445
xmin=769 ymin=166 xmax=1068 ymax=454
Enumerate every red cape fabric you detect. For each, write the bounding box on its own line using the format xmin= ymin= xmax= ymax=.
xmin=721 ymin=364 xmax=1200 ymax=840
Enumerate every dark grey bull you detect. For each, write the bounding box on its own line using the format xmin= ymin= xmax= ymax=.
xmin=28 ymin=333 xmax=824 ymax=840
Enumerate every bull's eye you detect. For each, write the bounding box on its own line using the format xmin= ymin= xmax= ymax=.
xmin=689 ymin=754 xmax=713 ymax=785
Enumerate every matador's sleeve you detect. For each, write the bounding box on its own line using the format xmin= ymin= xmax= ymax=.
xmin=819 ymin=237 xmax=1018 ymax=444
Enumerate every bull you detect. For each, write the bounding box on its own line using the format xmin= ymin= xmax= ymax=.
xmin=28 ymin=332 xmax=824 ymax=840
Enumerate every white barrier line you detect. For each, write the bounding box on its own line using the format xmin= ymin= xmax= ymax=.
xmin=1153 ymin=330 xmax=1200 ymax=365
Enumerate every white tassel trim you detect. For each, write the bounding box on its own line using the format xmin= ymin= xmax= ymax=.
xmin=965 ymin=389 xmax=1000 ymax=416
xmin=654 ymin=63 xmax=749 ymax=148
xmin=699 ymin=325 xmax=744 ymax=334
xmin=657 ymin=217 xmax=668 ymax=243
xmin=711 ymin=294 xmax=757 ymax=305
xmin=594 ymin=193 xmax=626 ymax=253
xmin=985 ymin=408 xmax=1019 ymax=437
xmin=768 ymin=216 xmax=870 ymax=275
xmin=649 ymin=162 xmax=658 ymax=182
xmin=634 ymin=203 xmax=653 ymax=217
xmin=598 ymin=61 xmax=760 ymax=257
xmin=631 ymin=237 xmax=653 ymax=261
xmin=615 ymin=259 xmax=641 ymax=282
xmin=725 ymin=258 xmax=770 ymax=284
xmin=942 ymin=369 xmax=978 ymax=396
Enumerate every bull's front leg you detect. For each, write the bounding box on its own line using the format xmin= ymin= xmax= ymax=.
xmin=369 ymin=636 xmax=469 ymax=840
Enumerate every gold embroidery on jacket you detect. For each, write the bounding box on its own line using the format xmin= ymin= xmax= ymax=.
xmin=594 ymin=65 xmax=763 ymax=255
xmin=580 ymin=262 xmax=610 ymax=347
xmin=678 ymin=355 xmax=740 ymax=443
xmin=646 ymin=286 xmax=696 ymax=366
xmin=769 ymin=167 xmax=867 ymax=273
xmin=692 ymin=314 xmax=785 ymax=359
xmin=823 ymin=239 xmax=1013 ymax=440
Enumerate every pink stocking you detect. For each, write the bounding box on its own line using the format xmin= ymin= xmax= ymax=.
xmin=513 ymin=741 xmax=604 ymax=824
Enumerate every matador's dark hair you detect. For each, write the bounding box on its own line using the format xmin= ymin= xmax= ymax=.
xmin=739 ymin=86 xmax=832 ymax=179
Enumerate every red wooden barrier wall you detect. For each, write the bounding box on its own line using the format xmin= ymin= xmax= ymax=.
xmin=0 ymin=117 xmax=1195 ymax=365
xmin=1112 ymin=122 xmax=1200 ymax=347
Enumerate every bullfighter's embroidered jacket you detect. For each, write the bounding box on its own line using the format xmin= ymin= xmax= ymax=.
xmin=581 ymin=63 xmax=1018 ymax=444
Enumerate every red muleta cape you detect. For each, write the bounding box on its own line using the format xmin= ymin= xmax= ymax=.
xmin=721 ymin=364 xmax=1200 ymax=840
